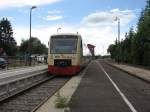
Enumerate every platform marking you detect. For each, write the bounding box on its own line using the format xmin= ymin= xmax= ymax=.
xmin=97 ymin=61 xmax=137 ymax=112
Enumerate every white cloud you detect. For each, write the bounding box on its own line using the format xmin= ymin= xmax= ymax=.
xmin=44 ymin=15 xmax=63 ymax=21
xmin=13 ymin=25 xmax=118 ymax=55
xmin=79 ymin=9 xmax=136 ymax=55
xmin=13 ymin=9 xmax=136 ymax=55
xmin=13 ymin=27 xmax=28 ymax=45
xmin=48 ymin=10 xmax=62 ymax=14
xmin=78 ymin=26 xmax=117 ymax=55
xmin=0 ymin=0 xmax=61 ymax=9
xmin=82 ymin=9 xmax=136 ymax=27
xmin=42 ymin=10 xmax=63 ymax=21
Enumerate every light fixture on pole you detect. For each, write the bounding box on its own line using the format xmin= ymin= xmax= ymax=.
xmin=28 ymin=6 xmax=37 ymax=66
xmin=57 ymin=27 xmax=61 ymax=33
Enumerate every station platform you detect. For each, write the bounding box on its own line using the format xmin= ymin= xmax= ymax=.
xmin=106 ymin=61 xmax=150 ymax=83
xmin=0 ymin=65 xmax=47 ymax=84
xmin=69 ymin=61 xmax=131 ymax=112
xmin=35 ymin=60 xmax=150 ymax=112
xmin=69 ymin=60 xmax=150 ymax=112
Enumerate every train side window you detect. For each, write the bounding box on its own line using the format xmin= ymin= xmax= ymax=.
xmin=81 ymin=40 xmax=83 ymax=49
xmin=81 ymin=40 xmax=83 ymax=56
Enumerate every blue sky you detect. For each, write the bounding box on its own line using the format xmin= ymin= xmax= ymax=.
xmin=0 ymin=0 xmax=147 ymax=55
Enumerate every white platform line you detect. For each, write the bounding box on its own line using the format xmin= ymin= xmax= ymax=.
xmin=97 ymin=62 xmax=137 ymax=112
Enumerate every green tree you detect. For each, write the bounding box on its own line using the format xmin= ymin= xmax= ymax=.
xmin=135 ymin=0 xmax=150 ymax=66
xmin=108 ymin=0 xmax=150 ymax=66
xmin=122 ymin=28 xmax=135 ymax=63
xmin=107 ymin=39 xmax=118 ymax=61
xmin=0 ymin=18 xmax=17 ymax=56
xmin=19 ymin=37 xmax=48 ymax=55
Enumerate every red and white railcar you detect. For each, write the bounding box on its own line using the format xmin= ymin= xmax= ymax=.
xmin=47 ymin=33 xmax=88 ymax=75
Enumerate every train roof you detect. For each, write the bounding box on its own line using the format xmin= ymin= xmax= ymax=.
xmin=51 ymin=33 xmax=81 ymax=37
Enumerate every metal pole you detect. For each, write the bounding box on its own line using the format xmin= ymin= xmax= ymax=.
xmin=103 ymin=45 xmax=104 ymax=56
xmin=118 ymin=18 xmax=120 ymax=64
xmin=29 ymin=8 xmax=32 ymax=66
xmin=28 ymin=6 xmax=37 ymax=66
xmin=114 ymin=17 xmax=120 ymax=64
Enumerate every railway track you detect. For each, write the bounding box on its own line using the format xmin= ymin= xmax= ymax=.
xmin=0 ymin=75 xmax=70 ymax=112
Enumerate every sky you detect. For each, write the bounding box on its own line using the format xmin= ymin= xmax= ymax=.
xmin=0 ymin=0 xmax=147 ymax=55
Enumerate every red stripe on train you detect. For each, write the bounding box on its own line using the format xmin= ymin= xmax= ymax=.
xmin=48 ymin=65 xmax=80 ymax=75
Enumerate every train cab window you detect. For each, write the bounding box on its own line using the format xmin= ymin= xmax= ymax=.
xmin=51 ymin=35 xmax=78 ymax=54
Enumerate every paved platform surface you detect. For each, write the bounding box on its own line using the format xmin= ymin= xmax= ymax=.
xmin=69 ymin=60 xmax=150 ymax=112
xmin=106 ymin=61 xmax=150 ymax=83
xmin=0 ymin=65 xmax=47 ymax=84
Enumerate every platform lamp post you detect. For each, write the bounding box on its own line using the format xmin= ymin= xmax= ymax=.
xmin=114 ymin=17 xmax=120 ymax=64
xmin=28 ymin=6 xmax=37 ymax=66
xmin=57 ymin=27 xmax=61 ymax=33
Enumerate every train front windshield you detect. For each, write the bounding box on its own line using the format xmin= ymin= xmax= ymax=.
xmin=51 ymin=36 xmax=78 ymax=54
